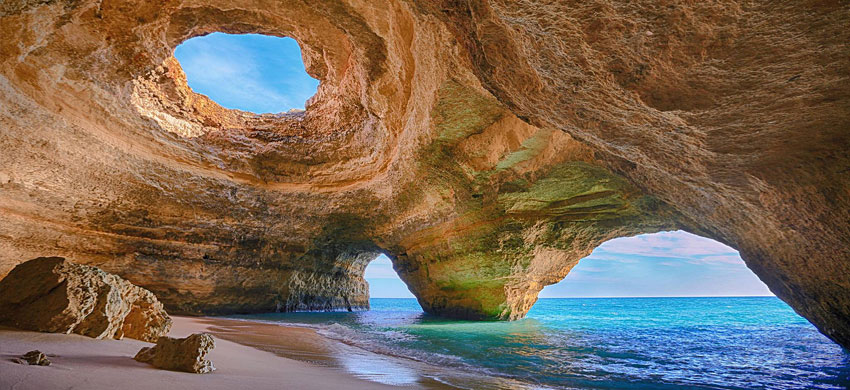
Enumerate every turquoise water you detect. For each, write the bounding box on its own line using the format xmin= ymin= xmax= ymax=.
xmin=232 ymin=297 xmax=850 ymax=389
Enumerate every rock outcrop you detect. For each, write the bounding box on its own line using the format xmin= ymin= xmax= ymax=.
xmin=0 ymin=257 xmax=172 ymax=342
xmin=135 ymin=333 xmax=216 ymax=374
xmin=0 ymin=1 xmax=847 ymax=347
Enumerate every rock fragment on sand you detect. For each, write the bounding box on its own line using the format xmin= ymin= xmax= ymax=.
xmin=17 ymin=350 xmax=50 ymax=366
xmin=0 ymin=257 xmax=172 ymax=342
xmin=135 ymin=333 xmax=216 ymax=373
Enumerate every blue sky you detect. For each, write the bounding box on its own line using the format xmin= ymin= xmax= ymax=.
xmin=365 ymin=231 xmax=773 ymax=298
xmin=173 ymin=35 xmax=772 ymax=299
xmin=174 ymin=33 xmax=319 ymax=113
xmin=364 ymin=254 xmax=416 ymax=298
xmin=538 ymin=230 xmax=772 ymax=298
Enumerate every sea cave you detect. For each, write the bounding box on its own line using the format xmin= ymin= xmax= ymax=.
xmin=0 ymin=1 xmax=848 ymax=389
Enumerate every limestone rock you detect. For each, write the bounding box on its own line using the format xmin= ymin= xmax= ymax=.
xmin=16 ymin=350 xmax=50 ymax=366
xmin=0 ymin=0 xmax=848 ymax=349
xmin=134 ymin=333 xmax=216 ymax=374
xmin=0 ymin=257 xmax=172 ymax=342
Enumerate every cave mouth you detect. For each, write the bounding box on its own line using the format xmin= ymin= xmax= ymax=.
xmin=173 ymin=32 xmax=319 ymax=114
xmin=539 ymin=230 xmax=773 ymax=298
xmin=363 ymin=254 xmax=416 ymax=299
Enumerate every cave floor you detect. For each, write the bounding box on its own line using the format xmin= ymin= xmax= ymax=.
xmin=0 ymin=317 xmax=408 ymax=390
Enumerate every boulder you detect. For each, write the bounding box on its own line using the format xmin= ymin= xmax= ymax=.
xmin=0 ymin=257 xmax=172 ymax=342
xmin=134 ymin=333 xmax=216 ymax=374
xmin=16 ymin=350 xmax=50 ymax=366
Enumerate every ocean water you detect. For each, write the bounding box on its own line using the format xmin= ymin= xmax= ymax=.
xmin=230 ymin=297 xmax=850 ymax=389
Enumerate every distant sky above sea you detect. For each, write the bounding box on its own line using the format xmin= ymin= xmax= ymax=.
xmin=174 ymin=34 xmax=772 ymax=299
xmin=365 ymin=231 xmax=773 ymax=298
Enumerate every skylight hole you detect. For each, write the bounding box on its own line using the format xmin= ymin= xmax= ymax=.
xmin=173 ymin=32 xmax=319 ymax=114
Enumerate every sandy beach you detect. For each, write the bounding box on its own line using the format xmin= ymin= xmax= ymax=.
xmin=0 ymin=316 xmax=425 ymax=390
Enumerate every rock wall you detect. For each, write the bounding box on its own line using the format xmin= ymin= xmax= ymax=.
xmin=0 ymin=1 xmax=847 ymax=346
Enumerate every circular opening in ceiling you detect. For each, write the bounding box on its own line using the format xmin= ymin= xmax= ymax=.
xmin=173 ymin=32 xmax=319 ymax=114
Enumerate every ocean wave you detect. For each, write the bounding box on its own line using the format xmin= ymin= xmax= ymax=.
xmin=305 ymin=321 xmax=548 ymax=390
xmin=314 ymin=322 xmax=473 ymax=369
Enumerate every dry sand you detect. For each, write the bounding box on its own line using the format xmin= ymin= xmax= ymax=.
xmin=0 ymin=316 xmax=416 ymax=390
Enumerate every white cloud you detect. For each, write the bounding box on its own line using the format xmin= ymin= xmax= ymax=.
xmin=541 ymin=231 xmax=772 ymax=297
xmin=592 ymin=231 xmax=745 ymax=265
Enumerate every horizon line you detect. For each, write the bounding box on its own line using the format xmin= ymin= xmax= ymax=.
xmin=369 ymin=295 xmax=776 ymax=299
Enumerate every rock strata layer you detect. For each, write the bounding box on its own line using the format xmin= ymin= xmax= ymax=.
xmin=135 ymin=333 xmax=216 ymax=374
xmin=0 ymin=0 xmax=847 ymax=347
xmin=0 ymin=257 xmax=172 ymax=342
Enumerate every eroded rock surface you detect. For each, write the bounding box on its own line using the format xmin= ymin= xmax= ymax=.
xmin=0 ymin=1 xmax=847 ymax=347
xmin=0 ymin=257 xmax=172 ymax=342
xmin=135 ymin=333 xmax=216 ymax=374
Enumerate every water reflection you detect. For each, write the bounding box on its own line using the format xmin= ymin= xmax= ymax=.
xmin=334 ymin=350 xmax=421 ymax=386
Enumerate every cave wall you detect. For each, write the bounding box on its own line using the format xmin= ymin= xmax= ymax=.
xmin=0 ymin=0 xmax=848 ymax=347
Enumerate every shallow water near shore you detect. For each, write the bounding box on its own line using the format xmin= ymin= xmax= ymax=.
xmin=227 ymin=297 xmax=850 ymax=389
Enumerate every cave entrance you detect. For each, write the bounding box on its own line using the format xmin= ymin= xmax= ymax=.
xmin=539 ymin=230 xmax=772 ymax=298
xmin=173 ymin=32 xmax=319 ymax=113
xmin=363 ymin=254 xmax=415 ymax=299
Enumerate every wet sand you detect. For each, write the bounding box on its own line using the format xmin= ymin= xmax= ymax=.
xmin=196 ymin=317 xmax=459 ymax=389
xmin=0 ymin=316 xmax=432 ymax=390
xmin=198 ymin=317 xmax=532 ymax=390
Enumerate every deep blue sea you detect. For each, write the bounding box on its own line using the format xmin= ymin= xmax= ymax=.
xmin=230 ymin=297 xmax=850 ymax=389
